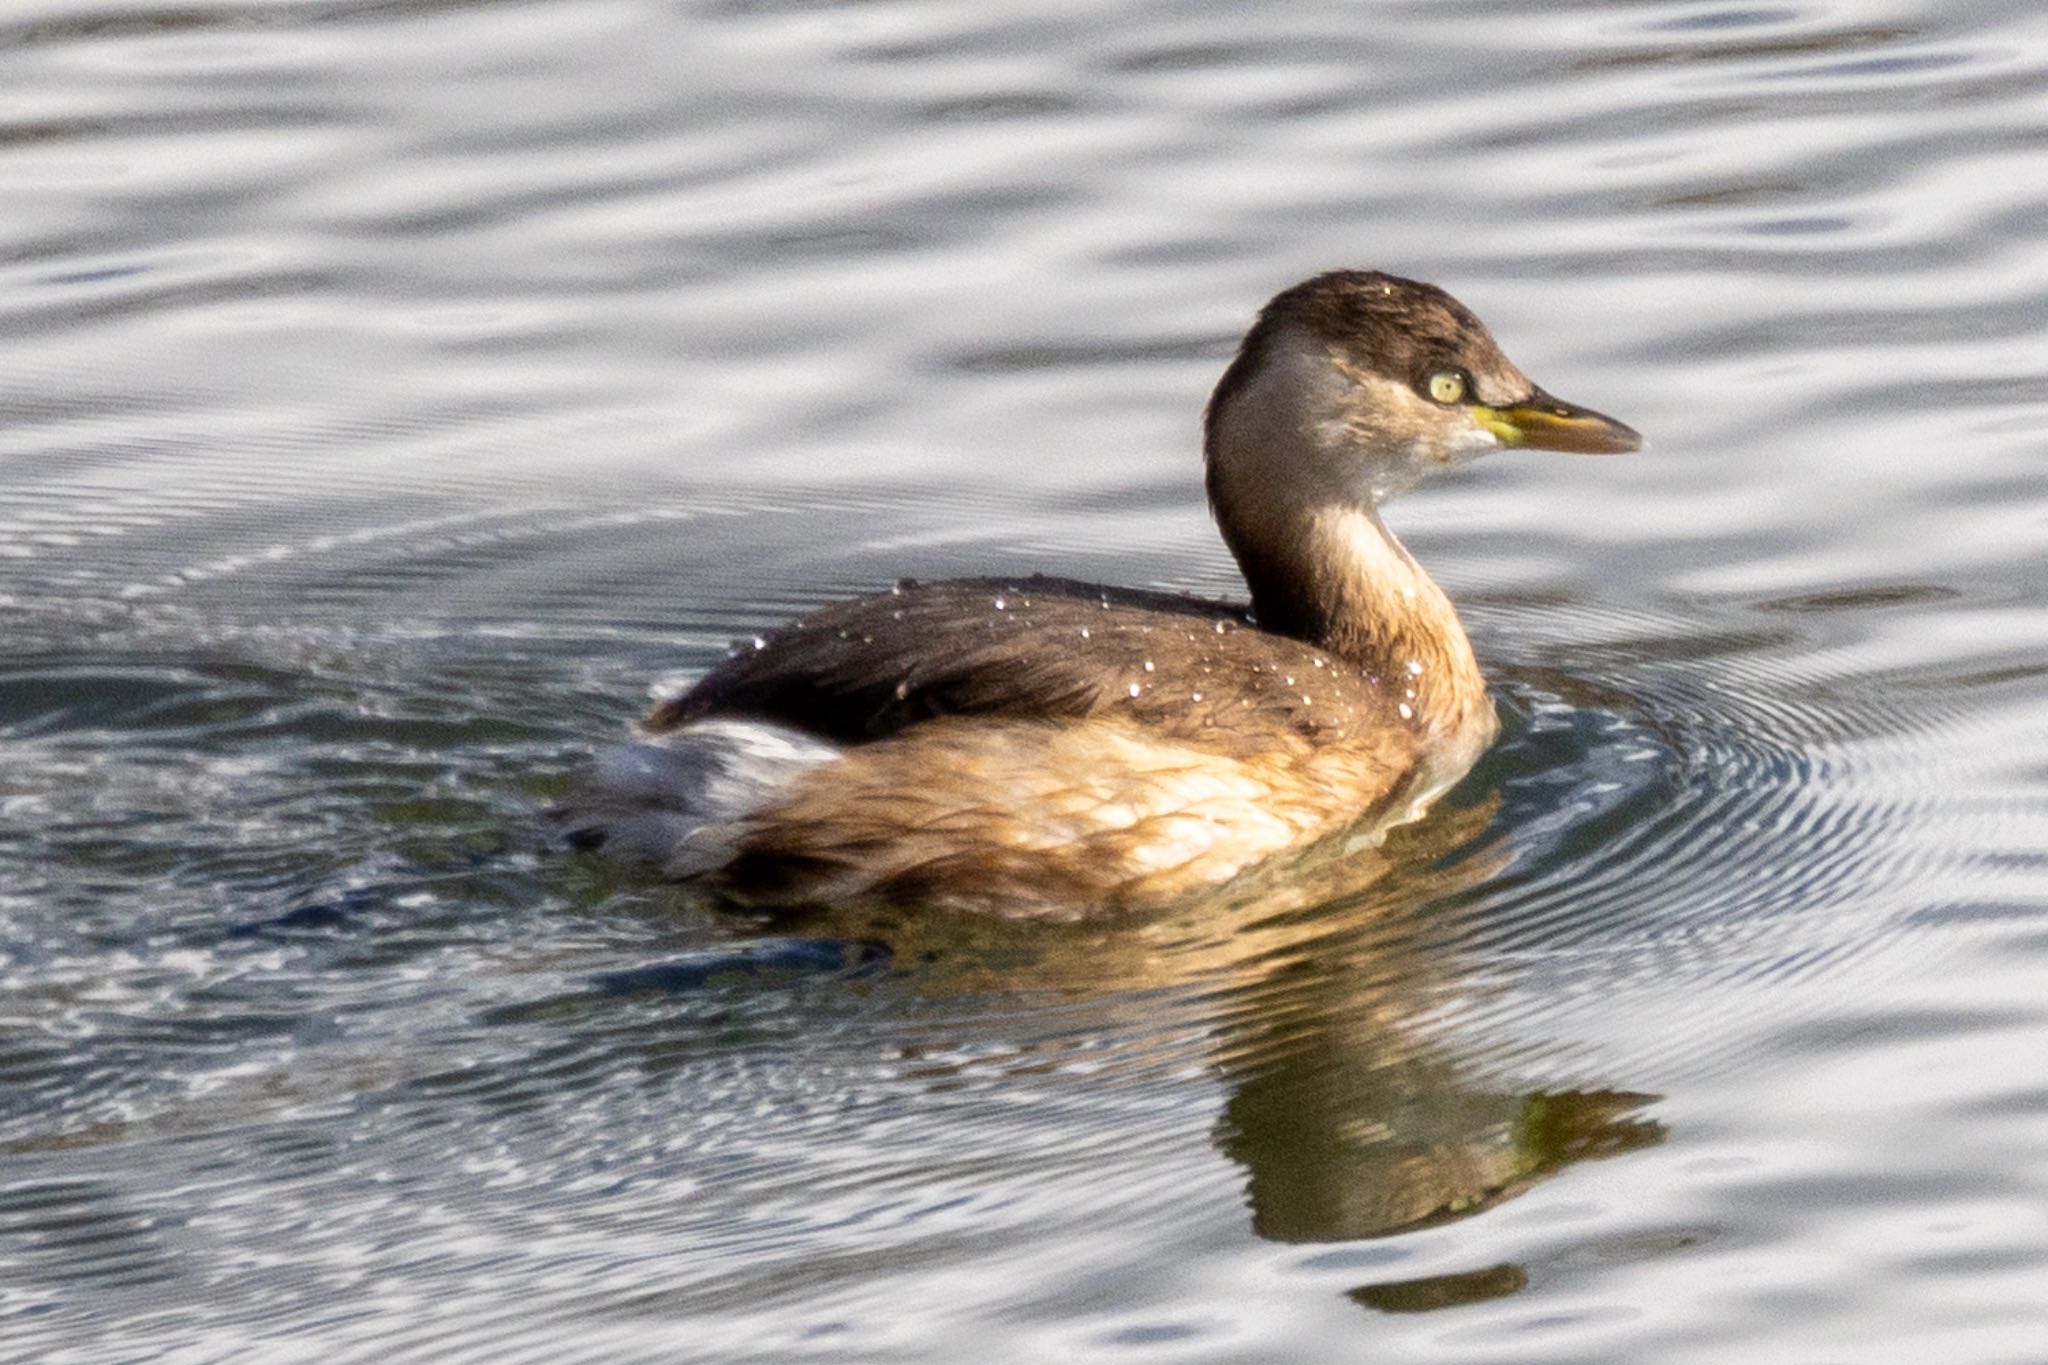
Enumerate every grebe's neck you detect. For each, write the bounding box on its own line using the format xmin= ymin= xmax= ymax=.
xmin=1231 ymin=502 xmax=1483 ymax=731
xmin=1204 ymin=323 xmax=1487 ymax=732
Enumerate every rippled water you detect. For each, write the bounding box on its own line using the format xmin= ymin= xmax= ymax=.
xmin=6 ymin=0 xmax=2048 ymax=1359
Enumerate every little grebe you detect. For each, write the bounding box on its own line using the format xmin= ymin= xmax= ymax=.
xmin=564 ymin=271 xmax=1639 ymax=917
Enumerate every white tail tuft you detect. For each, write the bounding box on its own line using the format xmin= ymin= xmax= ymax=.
xmin=556 ymin=719 xmax=842 ymax=871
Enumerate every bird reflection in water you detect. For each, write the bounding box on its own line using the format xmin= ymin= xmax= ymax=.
xmin=723 ymin=786 xmax=1667 ymax=1316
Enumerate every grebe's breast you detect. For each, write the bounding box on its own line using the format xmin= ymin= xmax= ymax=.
xmin=650 ymin=575 xmax=1431 ymax=756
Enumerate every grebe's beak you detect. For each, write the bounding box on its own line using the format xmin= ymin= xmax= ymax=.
xmin=1474 ymin=390 xmax=1642 ymax=454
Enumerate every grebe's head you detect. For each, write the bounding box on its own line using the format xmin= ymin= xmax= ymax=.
xmin=1204 ymin=271 xmax=1640 ymax=510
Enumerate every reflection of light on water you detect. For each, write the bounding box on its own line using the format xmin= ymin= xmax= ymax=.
xmin=0 ymin=493 xmax=2019 ymax=1346
xmin=5 ymin=0 xmax=2048 ymax=1352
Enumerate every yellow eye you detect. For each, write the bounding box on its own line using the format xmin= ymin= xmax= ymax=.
xmin=1427 ymin=370 xmax=1467 ymax=405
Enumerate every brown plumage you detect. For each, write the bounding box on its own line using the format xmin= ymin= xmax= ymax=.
xmin=652 ymin=577 xmax=1379 ymax=747
xmin=567 ymin=271 xmax=1640 ymax=918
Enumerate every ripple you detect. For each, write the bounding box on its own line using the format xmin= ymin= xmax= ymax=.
xmin=6 ymin=0 xmax=2048 ymax=1356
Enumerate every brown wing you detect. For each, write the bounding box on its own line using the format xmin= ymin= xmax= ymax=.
xmin=645 ymin=575 xmax=1407 ymax=751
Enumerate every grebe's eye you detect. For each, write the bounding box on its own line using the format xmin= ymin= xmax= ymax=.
xmin=1426 ymin=370 xmax=1468 ymax=405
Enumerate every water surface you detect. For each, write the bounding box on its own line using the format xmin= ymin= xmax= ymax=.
xmin=6 ymin=0 xmax=2048 ymax=1360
